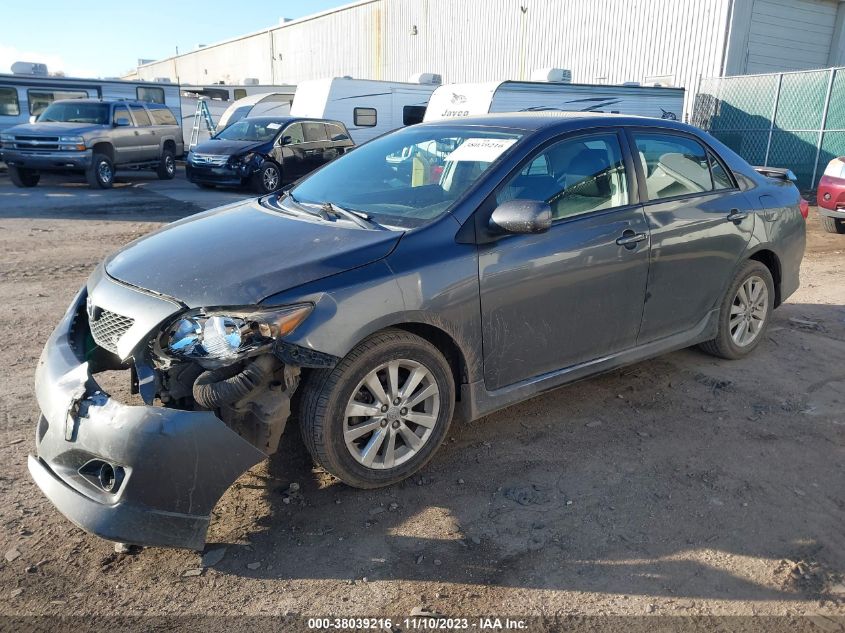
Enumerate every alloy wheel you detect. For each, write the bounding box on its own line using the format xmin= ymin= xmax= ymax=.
xmin=165 ymin=155 xmax=175 ymax=176
xmin=730 ymin=275 xmax=768 ymax=347
xmin=98 ymin=160 xmax=113 ymax=184
xmin=263 ymin=166 xmax=279 ymax=191
xmin=344 ymin=359 xmax=440 ymax=470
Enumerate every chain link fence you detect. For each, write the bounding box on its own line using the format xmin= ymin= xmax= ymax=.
xmin=692 ymin=67 xmax=845 ymax=191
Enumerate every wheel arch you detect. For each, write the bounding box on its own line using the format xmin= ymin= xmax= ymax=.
xmin=90 ymin=142 xmax=114 ymax=162
xmin=747 ymin=248 xmax=783 ymax=307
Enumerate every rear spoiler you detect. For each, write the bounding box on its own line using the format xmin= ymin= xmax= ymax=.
xmin=753 ymin=166 xmax=797 ymax=182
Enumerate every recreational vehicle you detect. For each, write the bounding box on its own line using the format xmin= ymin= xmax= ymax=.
xmin=423 ymin=80 xmax=685 ymax=123
xmin=0 ymin=72 xmax=181 ymax=133
xmin=215 ymin=92 xmax=296 ymax=131
xmin=290 ymin=76 xmax=441 ymax=144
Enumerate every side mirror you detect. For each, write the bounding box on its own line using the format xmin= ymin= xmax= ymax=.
xmin=114 ymin=117 xmax=131 ymax=127
xmin=489 ymin=200 xmax=552 ymax=235
xmin=280 ymin=135 xmax=292 ymax=145
xmin=29 ymin=115 xmax=36 ymax=124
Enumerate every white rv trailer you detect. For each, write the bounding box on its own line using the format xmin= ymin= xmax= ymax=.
xmin=180 ymin=84 xmax=296 ymax=146
xmin=423 ymin=81 xmax=685 ymax=123
xmin=0 ymin=72 xmax=182 ymax=133
xmin=290 ymin=76 xmax=441 ymax=144
xmin=215 ymin=92 xmax=295 ymax=131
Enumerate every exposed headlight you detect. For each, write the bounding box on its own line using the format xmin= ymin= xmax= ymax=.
xmin=162 ymin=304 xmax=313 ymax=362
xmin=58 ymin=135 xmax=86 ymax=151
xmin=0 ymin=133 xmax=12 ymax=148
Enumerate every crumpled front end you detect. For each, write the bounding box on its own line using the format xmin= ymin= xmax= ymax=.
xmin=29 ymin=270 xmax=297 ymax=550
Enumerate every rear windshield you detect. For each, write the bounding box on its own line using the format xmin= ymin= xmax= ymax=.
xmin=38 ymin=102 xmax=110 ymax=124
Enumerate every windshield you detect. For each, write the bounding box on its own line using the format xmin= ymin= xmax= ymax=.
xmin=214 ymin=119 xmax=282 ymax=142
xmin=38 ymin=102 xmax=110 ymax=124
xmin=289 ymin=126 xmax=523 ymax=228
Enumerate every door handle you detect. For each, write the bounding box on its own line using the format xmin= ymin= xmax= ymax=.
xmin=616 ymin=230 xmax=647 ymax=248
xmin=727 ymin=209 xmax=748 ymax=223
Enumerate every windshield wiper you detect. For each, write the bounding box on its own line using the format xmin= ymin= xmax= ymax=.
xmin=321 ymin=202 xmax=385 ymax=230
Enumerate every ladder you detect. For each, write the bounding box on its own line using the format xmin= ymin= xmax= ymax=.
xmin=189 ymin=98 xmax=216 ymax=149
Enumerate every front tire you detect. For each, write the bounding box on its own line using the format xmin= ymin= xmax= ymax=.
xmin=252 ymin=161 xmax=281 ymax=194
xmin=156 ymin=149 xmax=176 ymax=180
xmin=699 ymin=260 xmax=775 ymax=360
xmin=821 ymin=214 xmax=845 ymax=234
xmin=86 ymin=153 xmax=114 ymax=189
xmin=300 ymin=329 xmax=455 ymax=489
xmin=8 ymin=165 xmax=40 ymax=188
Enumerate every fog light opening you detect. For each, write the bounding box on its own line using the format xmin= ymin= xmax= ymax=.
xmin=96 ymin=462 xmax=124 ymax=493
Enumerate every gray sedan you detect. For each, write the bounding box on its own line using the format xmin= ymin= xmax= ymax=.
xmin=29 ymin=113 xmax=806 ymax=549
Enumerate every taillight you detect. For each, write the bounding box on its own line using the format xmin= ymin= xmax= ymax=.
xmin=799 ymin=198 xmax=809 ymax=220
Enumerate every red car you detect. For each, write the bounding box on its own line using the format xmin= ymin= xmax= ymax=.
xmin=817 ymin=157 xmax=845 ymax=233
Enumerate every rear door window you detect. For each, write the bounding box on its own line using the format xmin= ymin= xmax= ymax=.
xmin=0 ymin=87 xmax=20 ymax=116
xmin=632 ymin=132 xmax=714 ymax=200
xmin=129 ymin=105 xmax=152 ymax=126
xmin=149 ymin=106 xmax=178 ymax=126
xmin=303 ymin=121 xmax=328 ymax=142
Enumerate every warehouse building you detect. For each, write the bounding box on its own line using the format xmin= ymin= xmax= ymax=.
xmin=127 ymin=0 xmax=845 ymax=116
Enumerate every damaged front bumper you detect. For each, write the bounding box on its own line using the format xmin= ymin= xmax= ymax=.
xmin=29 ymin=288 xmax=268 ymax=550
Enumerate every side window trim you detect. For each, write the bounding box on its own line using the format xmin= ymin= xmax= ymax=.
xmin=623 ymin=126 xmax=739 ymax=205
xmin=493 ymin=127 xmax=639 ymax=224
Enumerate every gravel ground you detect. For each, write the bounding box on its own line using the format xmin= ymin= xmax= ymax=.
xmin=0 ymin=173 xmax=843 ymax=628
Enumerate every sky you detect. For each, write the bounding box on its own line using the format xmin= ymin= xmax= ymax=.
xmin=1 ymin=0 xmax=349 ymax=78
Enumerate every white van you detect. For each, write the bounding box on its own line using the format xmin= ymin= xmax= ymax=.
xmin=423 ymin=81 xmax=685 ymax=122
xmin=290 ymin=76 xmax=441 ymax=144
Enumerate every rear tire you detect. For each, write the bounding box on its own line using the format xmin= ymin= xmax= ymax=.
xmin=699 ymin=260 xmax=775 ymax=360
xmin=821 ymin=214 xmax=845 ymax=234
xmin=8 ymin=165 xmax=40 ymax=188
xmin=252 ymin=161 xmax=281 ymax=194
xmin=299 ymin=328 xmax=455 ymax=489
xmin=86 ymin=153 xmax=114 ymax=189
xmin=156 ymin=149 xmax=176 ymax=180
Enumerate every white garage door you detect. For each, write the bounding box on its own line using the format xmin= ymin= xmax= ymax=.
xmin=746 ymin=0 xmax=837 ymax=73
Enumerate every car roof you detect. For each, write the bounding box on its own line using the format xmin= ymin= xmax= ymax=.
xmin=50 ymin=98 xmax=165 ymax=107
xmin=240 ymin=115 xmax=346 ymax=126
xmin=417 ymin=112 xmax=694 ymax=134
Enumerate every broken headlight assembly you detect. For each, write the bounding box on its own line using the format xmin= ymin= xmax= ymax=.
xmin=159 ymin=303 xmax=313 ymax=365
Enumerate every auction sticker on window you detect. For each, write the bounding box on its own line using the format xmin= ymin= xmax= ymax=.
xmin=446 ymin=138 xmax=517 ymax=163
xmin=267 ymin=122 xmax=282 ymax=129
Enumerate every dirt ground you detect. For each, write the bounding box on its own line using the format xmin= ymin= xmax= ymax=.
xmin=0 ymin=173 xmax=843 ymax=628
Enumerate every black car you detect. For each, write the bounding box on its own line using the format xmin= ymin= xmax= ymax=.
xmin=185 ymin=116 xmax=354 ymax=193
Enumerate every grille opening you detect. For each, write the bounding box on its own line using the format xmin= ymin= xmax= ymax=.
xmin=89 ymin=307 xmax=134 ymax=355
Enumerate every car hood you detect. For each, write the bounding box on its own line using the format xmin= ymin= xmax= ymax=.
xmin=191 ymin=138 xmax=265 ymax=156
xmin=105 ymin=199 xmax=402 ymax=307
xmin=4 ymin=122 xmax=107 ymax=136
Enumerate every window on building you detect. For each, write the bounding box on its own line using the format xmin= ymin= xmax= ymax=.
xmin=498 ymin=133 xmax=628 ymax=220
xmin=113 ymin=105 xmax=132 ymax=126
xmin=633 ymin=133 xmax=714 ymax=200
xmin=303 ymin=121 xmax=328 ymax=142
xmin=402 ymin=105 xmax=426 ymax=126
xmin=148 ymin=106 xmax=178 ymax=125
xmin=354 ymin=107 xmax=377 ymax=127
xmin=129 ymin=104 xmax=152 ymax=126
xmin=27 ymin=89 xmax=88 ymax=116
xmin=0 ymin=87 xmax=20 ymax=116
xmin=233 ymin=88 xmax=247 ymax=100
xmin=136 ymin=86 xmax=165 ymax=104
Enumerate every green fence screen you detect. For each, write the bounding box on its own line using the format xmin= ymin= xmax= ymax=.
xmin=692 ymin=68 xmax=845 ymax=190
